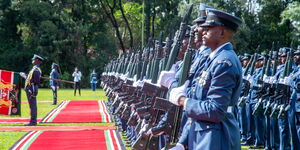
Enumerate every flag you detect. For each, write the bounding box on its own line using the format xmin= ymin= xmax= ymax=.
xmin=0 ymin=70 xmax=21 ymax=115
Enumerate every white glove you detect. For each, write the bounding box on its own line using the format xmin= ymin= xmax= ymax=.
xmin=269 ymin=76 xmax=276 ymax=84
xmin=279 ymin=78 xmax=285 ymax=84
xmin=133 ymin=80 xmax=144 ymax=87
xmin=263 ymin=75 xmax=269 ymax=83
xmin=284 ymin=76 xmax=293 ymax=86
xmin=157 ymin=63 xmax=177 ymax=87
xmin=169 ymin=80 xmax=189 ymax=105
xmin=247 ymin=75 xmax=254 ymax=84
xmin=120 ymin=74 xmax=126 ymax=80
xmin=158 ymin=71 xmax=176 ymax=88
xmin=19 ymin=72 xmax=27 ymax=79
xmin=139 ymin=123 xmax=148 ymax=135
xmin=144 ymin=79 xmax=152 ymax=83
xmin=166 ymin=143 xmax=185 ymax=150
xmin=115 ymin=73 xmax=121 ymax=77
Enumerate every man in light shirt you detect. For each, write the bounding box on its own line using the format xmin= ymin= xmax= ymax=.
xmin=72 ymin=67 xmax=82 ymax=96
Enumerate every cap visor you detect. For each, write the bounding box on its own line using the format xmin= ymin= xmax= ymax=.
xmin=193 ymin=18 xmax=205 ymax=23
xmin=200 ymin=22 xmax=214 ymax=27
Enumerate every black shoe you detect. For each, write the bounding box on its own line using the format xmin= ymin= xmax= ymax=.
xmin=241 ymin=141 xmax=254 ymax=146
xmin=52 ymin=103 xmax=57 ymax=105
xmin=249 ymin=145 xmax=264 ymax=149
xmin=24 ymin=123 xmax=37 ymax=126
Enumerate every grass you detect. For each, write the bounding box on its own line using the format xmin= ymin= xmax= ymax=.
xmin=0 ymin=131 xmax=27 ymax=150
xmin=0 ymin=88 xmax=108 ymax=150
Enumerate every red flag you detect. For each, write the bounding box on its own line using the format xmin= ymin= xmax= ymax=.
xmin=0 ymin=70 xmax=21 ymax=115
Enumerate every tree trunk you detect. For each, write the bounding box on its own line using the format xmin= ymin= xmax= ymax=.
xmin=118 ymin=0 xmax=133 ymax=48
xmin=99 ymin=0 xmax=125 ymax=51
xmin=145 ymin=0 xmax=151 ymax=42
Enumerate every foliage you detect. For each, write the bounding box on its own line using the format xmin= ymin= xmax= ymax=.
xmin=0 ymin=0 xmax=299 ymax=83
xmin=281 ymin=1 xmax=300 ymax=41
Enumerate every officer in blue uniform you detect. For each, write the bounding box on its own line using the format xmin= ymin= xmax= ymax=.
xmin=24 ymin=54 xmax=43 ymax=126
xmin=50 ymin=63 xmax=59 ymax=105
xmin=291 ymin=47 xmax=300 ymax=147
xmin=168 ymin=9 xmax=243 ymax=150
xmin=90 ymin=69 xmax=97 ymax=91
xmin=148 ymin=5 xmax=212 ymax=149
xmin=286 ymin=48 xmax=300 ymax=150
xmin=239 ymin=53 xmax=251 ymax=143
xmin=248 ymin=54 xmax=265 ymax=149
xmin=276 ymin=47 xmax=292 ymax=150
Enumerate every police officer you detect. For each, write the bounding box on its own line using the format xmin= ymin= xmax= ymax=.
xmin=291 ymin=47 xmax=300 ymax=148
xmin=90 ymin=69 xmax=97 ymax=91
xmin=239 ymin=53 xmax=251 ymax=143
xmin=168 ymin=8 xmax=243 ymax=150
xmin=248 ymin=54 xmax=265 ymax=149
xmin=24 ymin=54 xmax=43 ymax=126
xmin=283 ymin=47 xmax=300 ymax=150
xmin=50 ymin=63 xmax=59 ymax=105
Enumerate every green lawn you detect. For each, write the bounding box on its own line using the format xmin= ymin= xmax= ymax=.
xmin=0 ymin=88 xmax=109 ymax=150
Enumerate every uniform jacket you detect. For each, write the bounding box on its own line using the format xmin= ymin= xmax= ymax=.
xmin=26 ymin=65 xmax=41 ymax=96
xmin=50 ymin=69 xmax=59 ymax=86
xmin=179 ymin=43 xmax=242 ymax=150
xmin=249 ymin=68 xmax=262 ymax=103
xmin=90 ymin=73 xmax=97 ymax=84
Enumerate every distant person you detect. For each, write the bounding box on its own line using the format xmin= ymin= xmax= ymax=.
xmin=20 ymin=54 xmax=43 ymax=126
xmin=50 ymin=63 xmax=59 ymax=105
xmin=90 ymin=69 xmax=97 ymax=91
xmin=72 ymin=67 xmax=82 ymax=96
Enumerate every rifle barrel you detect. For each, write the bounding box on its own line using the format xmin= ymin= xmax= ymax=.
xmin=41 ymin=77 xmax=75 ymax=84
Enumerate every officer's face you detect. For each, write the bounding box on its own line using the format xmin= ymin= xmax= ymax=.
xmin=202 ymin=26 xmax=223 ymax=51
xmin=281 ymin=56 xmax=287 ymax=64
xmin=194 ymin=24 xmax=204 ymax=46
xmin=294 ymin=55 xmax=300 ymax=64
xmin=32 ymin=59 xmax=41 ymax=65
xmin=177 ymin=37 xmax=189 ymax=60
xmin=242 ymin=59 xmax=249 ymax=67
xmin=255 ymin=60 xmax=263 ymax=68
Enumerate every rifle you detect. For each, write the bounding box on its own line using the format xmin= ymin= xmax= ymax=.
xmin=253 ymin=43 xmax=275 ymax=115
xmin=41 ymin=77 xmax=75 ymax=84
xmin=277 ymin=49 xmax=293 ymax=119
xmin=238 ymin=45 xmax=260 ymax=107
xmin=264 ymin=44 xmax=280 ymax=116
xmin=151 ymin=10 xmax=195 ymax=147
xmin=19 ymin=72 xmax=75 ymax=84
xmin=151 ymin=32 xmax=164 ymax=83
xmin=270 ymin=49 xmax=292 ymax=118
xmin=165 ymin=4 xmax=193 ymax=71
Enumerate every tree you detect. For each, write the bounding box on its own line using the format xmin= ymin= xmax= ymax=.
xmin=281 ymin=1 xmax=300 ymax=45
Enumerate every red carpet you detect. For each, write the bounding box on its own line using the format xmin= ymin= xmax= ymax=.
xmin=41 ymin=100 xmax=112 ymax=123
xmin=0 ymin=125 xmax=116 ymax=131
xmin=0 ymin=118 xmax=41 ymax=124
xmin=10 ymin=130 xmax=125 ymax=150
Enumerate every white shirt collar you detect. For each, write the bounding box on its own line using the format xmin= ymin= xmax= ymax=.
xmin=199 ymin=45 xmax=206 ymax=53
xmin=209 ymin=42 xmax=230 ymax=59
